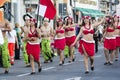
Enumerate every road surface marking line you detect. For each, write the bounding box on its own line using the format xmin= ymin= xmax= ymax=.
xmin=64 ymin=63 xmax=72 ymax=65
xmin=16 ymin=67 xmax=55 ymax=77
xmin=16 ymin=73 xmax=30 ymax=77
xmin=65 ymin=77 xmax=82 ymax=80
xmin=42 ymin=67 xmax=55 ymax=70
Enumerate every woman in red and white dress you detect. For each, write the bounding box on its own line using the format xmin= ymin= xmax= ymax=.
xmin=54 ymin=18 xmax=66 ymax=65
xmin=64 ymin=17 xmax=76 ymax=62
xmin=103 ymin=16 xmax=116 ymax=65
xmin=26 ymin=18 xmax=41 ymax=74
xmin=114 ymin=15 xmax=120 ymax=61
xmin=71 ymin=16 xmax=104 ymax=74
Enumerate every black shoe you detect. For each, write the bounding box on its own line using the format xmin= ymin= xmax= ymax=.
xmin=115 ymin=59 xmax=118 ymax=61
xmin=68 ymin=58 xmax=75 ymax=63
xmin=68 ymin=60 xmax=72 ymax=63
xmin=108 ymin=62 xmax=113 ymax=65
xmin=85 ymin=71 xmax=89 ymax=74
xmin=30 ymin=72 xmax=35 ymax=75
xmin=38 ymin=67 xmax=42 ymax=72
xmin=4 ymin=70 xmax=9 ymax=74
xmin=59 ymin=61 xmax=64 ymax=66
xmin=115 ymin=58 xmax=118 ymax=61
xmin=50 ymin=59 xmax=53 ymax=62
xmin=104 ymin=62 xmax=109 ymax=65
xmin=72 ymin=58 xmax=75 ymax=62
xmin=62 ymin=60 xmax=64 ymax=64
xmin=91 ymin=66 xmax=94 ymax=71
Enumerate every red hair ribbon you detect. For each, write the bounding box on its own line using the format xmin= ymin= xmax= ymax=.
xmin=30 ymin=18 xmax=37 ymax=23
xmin=82 ymin=16 xmax=91 ymax=19
xmin=67 ymin=16 xmax=73 ymax=21
xmin=113 ymin=15 xmax=120 ymax=18
xmin=57 ymin=18 xmax=63 ymax=22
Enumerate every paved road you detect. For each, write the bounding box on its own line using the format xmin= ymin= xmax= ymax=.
xmin=0 ymin=45 xmax=120 ymax=80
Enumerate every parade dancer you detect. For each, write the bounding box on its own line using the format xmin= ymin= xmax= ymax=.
xmin=71 ymin=16 xmax=104 ymax=74
xmin=21 ymin=18 xmax=31 ymax=67
xmin=54 ymin=18 xmax=66 ymax=65
xmin=26 ymin=18 xmax=42 ymax=74
xmin=103 ymin=16 xmax=116 ymax=65
xmin=0 ymin=20 xmax=11 ymax=74
xmin=65 ymin=17 xmax=76 ymax=62
xmin=114 ymin=15 xmax=120 ymax=61
xmin=40 ymin=18 xmax=54 ymax=63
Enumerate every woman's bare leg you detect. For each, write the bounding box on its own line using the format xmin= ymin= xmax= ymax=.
xmin=104 ymin=48 xmax=109 ymax=65
xmin=29 ymin=55 xmax=35 ymax=74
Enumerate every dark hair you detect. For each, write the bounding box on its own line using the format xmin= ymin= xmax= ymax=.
xmin=113 ymin=16 xmax=120 ymax=23
xmin=105 ymin=16 xmax=115 ymax=29
xmin=56 ymin=21 xmax=63 ymax=27
xmin=66 ymin=19 xmax=73 ymax=26
xmin=81 ymin=19 xmax=91 ymax=26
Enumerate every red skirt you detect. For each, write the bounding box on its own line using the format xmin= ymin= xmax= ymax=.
xmin=104 ymin=38 xmax=116 ymax=50
xmin=26 ymin=42 xmax=40 ymax=61
xmin=78 ymin=40 xmax=95 ymax=56
xmin=54 ymin=38 xmax=66 ymax=50
xmin=66 ymin=36 xmax=76 ymax=46
xmin=116 ymin=37 xmax=120 ymax=47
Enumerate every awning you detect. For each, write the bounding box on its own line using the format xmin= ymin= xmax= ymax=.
xmin=75 ymin=7 xmax=105 ymax=17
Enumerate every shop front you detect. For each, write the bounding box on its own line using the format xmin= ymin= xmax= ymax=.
xmin=74 ymin=0 xmax=104 ymax=20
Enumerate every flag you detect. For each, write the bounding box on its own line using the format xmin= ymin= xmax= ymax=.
xmin=36 ymin=0 xmax=56 ymax=19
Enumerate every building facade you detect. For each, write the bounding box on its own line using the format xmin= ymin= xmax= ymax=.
xmin=99 ymin=0 xmax=120 ymax=15
xmin=3 ymin=0 xmax=119 ymax=26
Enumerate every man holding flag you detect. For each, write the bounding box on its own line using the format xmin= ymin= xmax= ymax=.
xmin=36 ymin=0 xmax=56 ymax=63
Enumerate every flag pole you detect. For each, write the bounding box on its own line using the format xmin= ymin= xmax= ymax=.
xmin=53 ymin=0 xmax=57 ymax=29
xmin=36 ymin=0 xmax=40 ymax=28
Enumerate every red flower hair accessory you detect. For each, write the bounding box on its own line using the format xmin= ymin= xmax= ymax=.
xmin=67 ymin=16 xmax=73 ymax=21
xmin=30 ymin=18 xmax=37 ymax=23
xmin=57 ymin=18 xmax=63 ymax=22
xmin=82 ymin=16 xmax=91 ymax=19
xmin=113 ymin=15 xmax=120 ymax=18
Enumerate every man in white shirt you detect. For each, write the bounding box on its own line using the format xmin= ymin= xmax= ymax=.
xmin=6 ymin=24 xmax=18 ymax=65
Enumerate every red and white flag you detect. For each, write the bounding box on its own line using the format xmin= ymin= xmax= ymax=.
xmin=36 ymin=0 xmax=56 ymax=19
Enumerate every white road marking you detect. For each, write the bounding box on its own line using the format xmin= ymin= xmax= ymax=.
xmin=16 ymin=73 xmax=30 ymax=77
xmin=65 ymin=77 xmax=82 ymax=80
xmin=16 ymin=67 xmax=55 ymax=77
xmin=42 ymin=67 xmax=55 ymax=70
xmin=63 ymin=63 xmax=73 ymax=66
